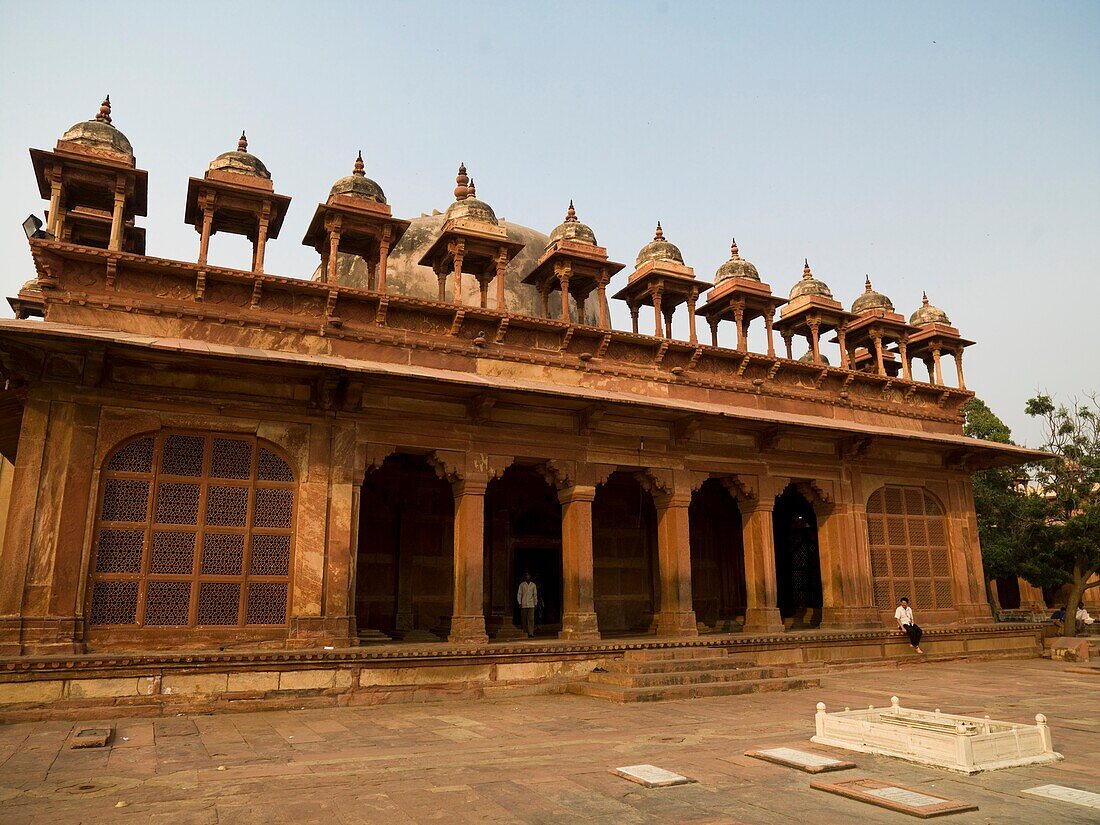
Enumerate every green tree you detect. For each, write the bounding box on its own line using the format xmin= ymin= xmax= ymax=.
xmin=1023 ymin=394 xmax=1100 ymax=635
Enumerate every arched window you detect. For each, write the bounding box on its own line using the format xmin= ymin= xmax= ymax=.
xmin=866 ymin=485 xmax=953 ymax=612
xmin=87 ymin=431 xmax=296 ymax=629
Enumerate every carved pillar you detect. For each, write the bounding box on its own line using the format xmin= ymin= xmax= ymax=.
xmin=289 ymin=424 xmax=333 ymax=646
xmin=899 ymin=339 xmax=911 ymax=381
xmin=837 ymin=325 xmax=849 ymax=369
xmin=108 ymin=183 xmax=126 ymax=252
xmin=377 ymin=225 xmax=392 ymax=293
xmin=449 ymin=475 xmax=489 ymax=643
xmin=252 ymin=201 xmax=271 ymax=275
xmin=1017 ymin=577 xmax=1047 ymax=612
xmin=651 ymin=483 xmax=699 ymax=637
xmin=687 ymin=288 xmax=699 ymax=345
xmin=325 ymin=221 xmax=341 ymax=285
xmin=558 ymin=485 xmax=600 ymax=640
xmin=434 ymin=260 xmax=447 ymax=302
xmin=197 ymin=195 xmax=215 ymax=266
xmin=556 ymin=263 xmax=571 ymax=323
xmin=319 ymin=423 xmax=357 ymax=646
xmin=872 ymin=331 xmax=885 ymax=375
xmin=539 ymin=285 xmax=551 ymax=319
xmin=629 ymin=302 xmax=640 ymax=334
xmin=652 ymin=287 xmax=664 ymax=338
xmin=814 ymin=474 xmax=880 ymax=629
xmin=764 ymin=312 xmax=776 ymax=358
xmin=809 ymin=318 xmax=821 ymax=364
xmin=451 ymin=249 xmax=465 ymax=306
xmin=575 ymin=290 xmax=587 ymax=324
xmin=478 ymin=276 xmax=489 ymax=308
xmin=495 ymin=248 xmax=508 ymax=311
xmin=932 ymin=347 xmax=943 ymax=385
xmin=597 ymin=272 xmax=610 ymax=330
xmin=954 ymin=349 xmax=966 ymax=389
xmin=734 ymin=304 xmax=746 ymax=351
xmin=709 ymin=317 xmax=719 ymax=347
xmin=782 ymin=332 xmax=793 ymax=360
xmin=738 ymin=497 xmax=784 ymax=633
xmin=46 ymin=172 xmax=62 ymax=236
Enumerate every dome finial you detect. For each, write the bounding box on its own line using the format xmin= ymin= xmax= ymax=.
xmin=454 ymin=163 xmax=469 ymax=199
xmin=353 ymin=150 xmax=365 ymax=177
xmin=730 ymin=237 xmax=740 ymax=259
xmin=238 ymin=131 xmax=248 ymax=152
xmin=864 ymin=275 xmax=873 ymax=292
xmin=803 ymin=258 xmax=812 ymax=279
xmin=654 ymin=221 xmax=664 ymax=241
xmin=96 ymin=95 xmax=112 ymax=124
xmin=922 ymin=290 xmax=929 ymax=306
xmin=566 ymin=199 xmax=577 ymax=222
xmin=468 ymin=177 xmax=476 ymax=198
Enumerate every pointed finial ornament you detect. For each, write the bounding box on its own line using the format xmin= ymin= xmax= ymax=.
xmin=238 ymin=131 xmax=248 ymax=152
xmin=803 ymin=258 xmax=812 ymax=279
xmin=565 ymin=199 xmax=577 ymax=222
xmin=730 ymin=237 xmax=740 ymax=259
xmin=96 ymin=95 xmax=112 ymax=124
xmin=654 ymin=221 xmax=665 ymax=241
xmin=454 ymin=163 xmax=469 ymax=199
xmin=468 ymin=177 xmax=476 ymax=198
xmin=864 ymin=275 xmax=873 ymax=292
xmin=353 ymin=150 xmax=365 ymax=176
xmin=922 ymin=290 xmax=930 ymax=306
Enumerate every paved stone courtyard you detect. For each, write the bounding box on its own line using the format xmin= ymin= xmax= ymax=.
xmin=0 ymin=659 xmax=1096 ymax=824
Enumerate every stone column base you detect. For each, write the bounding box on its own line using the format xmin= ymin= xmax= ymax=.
xmin=742 ymin=607 xmax=785 ymax=634
xmin=654 ymin=610 xmax=699 ymax=637
xmin=953 ymin=602 xmax=995 ymax=624
xmin=0 ymin=616 xmax=86 ymax=656
xmin=287 ymin=615 xmax=355 ymax=648
xmin=819 ymin=606 xmax=884 ymax=630
xmin=558 ymin=612 xmax=601 ymax=641
xmin=447 ymin=615 xmax=489 ymax=645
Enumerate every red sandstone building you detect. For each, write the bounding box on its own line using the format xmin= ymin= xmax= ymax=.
xmin=0 ymin=100 xmax=1047 ymax=674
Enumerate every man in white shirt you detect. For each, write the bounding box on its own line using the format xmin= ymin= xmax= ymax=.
xmin=1077 ymin=603 xmax=1095 ymax=633
xmin=517 ymin=571 xmax=538 ymax=638
xmin=894 ymin=597 xmax=923 ymax=654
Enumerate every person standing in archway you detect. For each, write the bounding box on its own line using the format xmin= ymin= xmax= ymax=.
xmin=895 ymin=597 xmax=924 ymax=654
xmin=518 ymin=571 xmax=538 ymax=638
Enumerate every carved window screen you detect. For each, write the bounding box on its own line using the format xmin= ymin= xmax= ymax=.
xmin=866 ymin=485 xmax=953 ymax=612
xmin=88 ymin=432 xmax=295 ymax=628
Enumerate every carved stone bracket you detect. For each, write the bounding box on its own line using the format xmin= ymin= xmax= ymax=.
xmin=837 ymin=435 xmax=873 ymax=460
xmin=672 ymin=416 xmax=702 ymax=445
xmin=719 ymin=473 xmax=758 ymax=502
xmin=429 ymin=449 xmax=467 ymax=483
xmin=468 ymin=393 xmax=496 ymax=424
xmin=755 ymin=425 xmax=781 ymax=452
xmin=537 ymin=458 xmax=577 ymax=491
xmin=471 ymin=452 xmax=513 ymax=480
xmin=578 ymin=404 xmax=607 ymax=435
xmin=359 ymin=442 xmax=397 ymax=478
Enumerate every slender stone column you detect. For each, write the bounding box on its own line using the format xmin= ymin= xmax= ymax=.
xmin=46 ymin=174 xmax=62 ymax=236
xmin=452 ymin=251 xmax=464 ymax=306
xmin=899 ymin=340 xmax=911 ymax=380
xmin=709 ymin=318 xmax=719 ymax=347
xmin=652 ymin=491 xmax=698 ymax=636
xmin=597 ymin=272 xmax=610 ymax=329
xmin=1016 ymin=577 xmax=1047 ymax=612
xmin=764 ymin=313 xmax=776 ymax=358
xmin=198 ymin=201 xmax=214 ymax=266
xmin=687 ymin=290 xmax=699 ymax=345
xmin=377 ymin=225 xmax=392 ymax=293
xmin=108 ymin=187 xmax=126 ymax=251
xmin=253 ymin=204 xmax=271 ymax=274
xmin=738 ymin=498 xmax=784 ymax=632
xmin=837 ymin=325 xmax=849 ymax=369
xmin=558 ymin=485 xmax=600 ymax=639
xmin=809 ymin=319 xmax=821 ymax=364
xmin=734 ymin=305 xmax=746 ymax=351
xmin=629 ymin=303 xmax=640 ymax=334
xmin=954 ymin=349 xmax=966 ymax=389
xmin=652 ymin=288 xmax=664 ymax=338
xmin=448 ymin=476 xmax=489 ymax=643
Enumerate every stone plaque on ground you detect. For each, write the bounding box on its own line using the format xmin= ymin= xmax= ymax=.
xmin=811 ymin=778 xmax=977 ymax=818
xmin=1023 ymin=784 xmax=1100 ymax=810
xmin=611 ymin=764 xmax=695 ymax=788
xmin=69 ymin=727 xmax=112 ymax=749
xmin=745 ymin=746 xmax=855 ymax=773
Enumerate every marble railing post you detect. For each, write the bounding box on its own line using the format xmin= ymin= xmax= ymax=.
xmin=652 ymin=486 xmax=699 ymax=637
xmin=738 ymin=497 xmax=785 ymax=633
xmin=449 ymin=475 xmax=489 ymax=644
xmin=558 ymin=485 xmax=600 ymax=640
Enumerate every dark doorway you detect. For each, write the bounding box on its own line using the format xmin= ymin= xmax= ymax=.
xmin=994 ymin=576 xmax=1021 ymax=610
xmin=689 ymin=479 xmax=746 ymax=630
xmin=485 ymin=466 xmax=562 ymax=639
xmin=592 ymin=471 xmax=658 ymax=635
xmin=772 ymin=485 xmax=822 ymax=628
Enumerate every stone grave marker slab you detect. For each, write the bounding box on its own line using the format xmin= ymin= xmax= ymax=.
xmin=611 ymin=764 xmax=695 ymax=788
xmin=70 ymin=727 xmax=112 ymax=749
xmin=811 ymin=778 xmax=977 ymax=818
xmin=1022 ymin=784 xmax=1100 ymax=810
xmin=745 ymin=746 xmax=855 ymax=773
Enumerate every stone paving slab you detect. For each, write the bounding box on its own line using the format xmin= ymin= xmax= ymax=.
xmin=0 ymin=659 xmax=1096 ymax=823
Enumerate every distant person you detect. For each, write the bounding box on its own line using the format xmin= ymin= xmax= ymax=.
xmin=517 ymin=571 xmax=538 ymax=638
xmin=1050 ymin=606 xmax=1067 ymax=634
xmin=1077 ymin=603 xmax=1095 ymax=633
xmin=895 ymin=596 xmax=923 ymax=654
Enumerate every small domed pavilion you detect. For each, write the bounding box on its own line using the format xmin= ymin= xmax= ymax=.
xmin=696 ymin=238 xmax=785 ymax=352
xmin=184 ymin=132 xmax=291 ymax=274
xmin=773 ymin=260 xmax=853 ymax=366
xmin=840 ymin=276 xmax=917 ymax=379
xmin=906 ymin=292 xmax=973 ymax=387
xmin=302 ymin=151 xmax=410 ymax=289
xmin=418 ymin=165 xmax=524 ymax=307
xmin=522 ymin=201 xmax=624 ymax=327
xmin=29 ymin=96 xmax=148 ymax=253
xmin=612 ymin=222 xmax=712 ymax=342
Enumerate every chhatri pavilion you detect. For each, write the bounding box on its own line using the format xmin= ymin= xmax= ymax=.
xmin=0 ymin=100 xmax=1045 ymax=692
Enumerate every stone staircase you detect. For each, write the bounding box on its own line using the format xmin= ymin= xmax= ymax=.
xmin=567 ymin=647 xmax=819 ymax=703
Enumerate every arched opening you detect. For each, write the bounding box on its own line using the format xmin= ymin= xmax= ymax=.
xmin=485 ymin=465 xmax=562 ymax=639
xmin=993 ymin=576 xmax=1021 ymax=611
xmin=593 ymin=471 xmax=658 ymax=635
xmin=356 ymin=454 xmax=453 ymax=641
xmin=689 ymin=478 xmax=746 ymax=631
xmin=772 ymin=485 xmax=822 ymax=628
xmin=86 ymin=431 xmax=296 ymax=647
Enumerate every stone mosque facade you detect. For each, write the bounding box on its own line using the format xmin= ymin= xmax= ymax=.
xmin=0 ymin=98 xmax=1042 ymax=659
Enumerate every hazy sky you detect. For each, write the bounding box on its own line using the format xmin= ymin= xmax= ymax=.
xmin=1 ymin=1 xmax=1096 ymax=446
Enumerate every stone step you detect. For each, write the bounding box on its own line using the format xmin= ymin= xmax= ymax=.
xmin=604 ymin=656 xmax=757 ymax=675
xmin=621 ymin=647 xmax=727 ymax=662
xmin=568 ymin=675 xmax=819 ymax=703
xmin=589 ymin=665 xmax=790 ymax=689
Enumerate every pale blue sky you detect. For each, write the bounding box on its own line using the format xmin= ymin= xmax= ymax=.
xmin=1 ymin=1 xmax=1096 ymax=445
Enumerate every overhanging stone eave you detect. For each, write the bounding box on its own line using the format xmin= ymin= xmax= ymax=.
xmin=0 ymin=319 xmax=1047 ymax=466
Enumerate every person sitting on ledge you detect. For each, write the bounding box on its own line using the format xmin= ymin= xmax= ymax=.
xmin=895 ymin=596 xmax=924 ymax=654
xmin=1076 ymin=603 xmax=1095 ymax=633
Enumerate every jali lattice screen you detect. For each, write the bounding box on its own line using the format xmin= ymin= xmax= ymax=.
xmin=88 ymin=432 xmax=295 ymax=628
xmin=866 ymin=485 xmax=954 ymax=612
